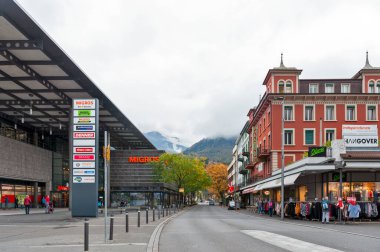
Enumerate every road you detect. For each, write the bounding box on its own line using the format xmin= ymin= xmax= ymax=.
xmin=159 ymin=205 xmax=380 ymax=252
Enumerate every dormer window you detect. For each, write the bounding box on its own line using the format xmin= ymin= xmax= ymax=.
xmin=369 ymin=81 xmax=375 ymax=93
xmin=341 ymin=83 xmax=350 ymax=93
xmin=377 ymin=81 xmax=380 ymax=93
xmin=278 ymin=81 xmax=284 ymax=93
xmin=285 ymin=81 xmax=292 ymax=93
xmin=325 ymin=83 xmax=334 ymax=93
xmin=309 ymin=84 xmax=318 ymax=93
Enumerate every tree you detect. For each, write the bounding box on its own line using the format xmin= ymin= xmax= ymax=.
xmin=206 ymin=163 xmax=228 ymax=203
xmin=152 ymin=153 xmax=211 ymax=204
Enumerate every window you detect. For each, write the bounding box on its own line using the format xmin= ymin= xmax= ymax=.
xmin=325 ymin=83 xmax=334 ymax=93
xmin=369 ymin=81 xmax=375 ymax=93
xmin=268 ymin=134 xmax=271 ymax=149
xmin=304 ymin=105 xmax=314 ymax=121
xmin=284 ymin=129 xmax=294 ymax=145
xmin=325 ymin=129 xmax=335 ymax=142
xmin=325 ymin=105 xmax=335 ymax=120
xmin=341 ymin=84 xmax=350 ymax=93
xmin=309 ymin=84 xmax=319 ymax=93
xmin=284 ymin=106 xmax=293 ymax=121
xmin=304 ymin=129 xmax=315 ymax=145
xmin=377 ymin=81 xmax=380 ymax=93
xmin=367 ymin=105 xmax=377 ymax=121
xmin=268 ymin=111 xmax=271 ymax=124
xmin=285 ymin=81 xmax=292 ymax=93
xmin=278 ymin=81 xmax=284 ymax=93
xmin=264 ymin=118 xmax=266 ymax=127
xmin=346 ymin=105 xmax=356 ymax=121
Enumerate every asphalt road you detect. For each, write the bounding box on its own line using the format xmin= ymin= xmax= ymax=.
xmin=159 ymin=205 xmax=380 ymax=252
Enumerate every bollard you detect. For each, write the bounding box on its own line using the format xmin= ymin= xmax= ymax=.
xmin=169 ymin=206 xmax=171 ymax=215
xmin=153 ymin=208 xmax=155 ymax=222
xmin=126 ymin=211 xmax=129 ymax=233
xmin=146 ymin=209 xmax=148 ymax=224
xmin=84 ymin=218 xmax=89 ymax=251
xmin=110 ymin=214 xmax=114 ymax=240
xmin=162 ymin=207 xmax=164 ymax=218
xmin=138 ymin=211 xmax=140 ymax=227
xmin=166 ymin=206 xmax=168 ymax=216
xmin=158 ymin=207 xmax=160 ymax=220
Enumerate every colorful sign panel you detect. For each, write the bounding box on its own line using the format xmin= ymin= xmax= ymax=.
xmin=342 ymin=125 xmax=378 ymax=147
xmin=308 ymin=147 xmax=327 ymax=157
xmin=128 ymin=156 xmax=160 ymax=163
xmin=71 ymin=99 xmax=98 ymax=217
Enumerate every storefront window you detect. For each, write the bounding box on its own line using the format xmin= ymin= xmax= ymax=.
xmin=327 ymin=182 xmax=350 ymax=202
xmin=351 ymin=182 xmax=378 ymax=202
xmin=298 ymin=186 xmax=308 ymax=202
xmin=1 ymin=184 xmax=15 ymax=208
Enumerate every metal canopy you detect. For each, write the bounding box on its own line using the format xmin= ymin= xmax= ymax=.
xmin=0 ymin=0 xmax=154 ymax=150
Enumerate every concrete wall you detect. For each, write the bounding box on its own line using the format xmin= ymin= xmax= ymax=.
xmin=0 ymin=135 xmax=52 ymax=183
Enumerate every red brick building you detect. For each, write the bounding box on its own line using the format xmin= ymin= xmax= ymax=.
xmin=241 ymin=53 xmax=380 ymax=206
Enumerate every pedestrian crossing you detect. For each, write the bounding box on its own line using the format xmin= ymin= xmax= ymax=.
xmin=241 ymin=230 xmax=344 ymax=252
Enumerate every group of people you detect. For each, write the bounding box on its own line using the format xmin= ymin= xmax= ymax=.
xmin=256 ymin=198 xmax=274 ymax=217
xmin=22 ymin=195 xmax=53 ymax=215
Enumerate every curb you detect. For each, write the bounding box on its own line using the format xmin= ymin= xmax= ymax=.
xmin=146 ymin=208 xmax=187 ymax=252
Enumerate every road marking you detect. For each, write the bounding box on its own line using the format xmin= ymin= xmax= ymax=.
xmin=241 ymin=230 xmax=343 ymax=252
xmin=0 ymin=243 xmax=147 ymax=248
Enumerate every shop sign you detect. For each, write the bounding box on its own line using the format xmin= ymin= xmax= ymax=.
xmin=332 ymin=172 xmax=347 ymax=182
xmin=73 ymin=147 xmax=95 ymax=153
xmin=228 ymin=185 xmax=234 ymax=193
xmin=128 ymin=156 xmax=160 ymax=163
xmin=308 ymin=146 xmax=326 ymax=157
xmin=342 ymin=125 xmax=377 ymax=136
xmin=73 ymin=139 xmax=96 ymax=146
xmin=344 ymin=136 xmax=378 ymax=147
xmin=73 ymin=154 xmax=95 ymax=161
xmin=264 ymin=190 xmax=270 ymax=195
xmin=179 ymin=188 xmax=184 ymax=193
xmin=73 ymin=169 xmax=95 ymax=176
xmin=73 ymin=132 xmax=95 ymax=139
xmin=73 ymin=125 xmax=95 ymax=131
xmin=73 ymin=99 xmax=95 ymax=109
xmin=73 ymin=176 xmax=96 ymax=183
xmin=57 ymin=185 xmax=69 ymax=191
xmin=74 ymin=110 xmax=95 ymax=117
xmin=73 ymin=162 xmax=96 ymax=168
xmin=74 ymin=117 xmax=96 ymax=124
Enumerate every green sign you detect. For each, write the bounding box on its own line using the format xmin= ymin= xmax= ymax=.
xmin=332 ymin=172 xmax=347 ymax=182
xmin=77 ymin=110 xmax=91 ymax=116
xmin=308 ymin=146 xmax=326 ymax=157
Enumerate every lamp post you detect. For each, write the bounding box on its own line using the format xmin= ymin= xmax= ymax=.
xmin=274 ymin=96 xmax=285 ymax=221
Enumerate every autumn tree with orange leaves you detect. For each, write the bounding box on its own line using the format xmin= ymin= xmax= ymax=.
xmin=206 ymin=163 xmax=228 ymax=202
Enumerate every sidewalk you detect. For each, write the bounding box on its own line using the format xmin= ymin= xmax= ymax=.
xmin=0 ymin=207 xmax=185 ymax=252
xmin=0 ymin=207 xmax=68 ymax=216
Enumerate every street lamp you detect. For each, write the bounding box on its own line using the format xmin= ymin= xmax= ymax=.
xmin=274 ymin=96 xmax=285 ymax=220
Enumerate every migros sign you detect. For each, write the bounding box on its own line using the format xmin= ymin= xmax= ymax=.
xmin=128 ymin=156 xmax=160 ymax=163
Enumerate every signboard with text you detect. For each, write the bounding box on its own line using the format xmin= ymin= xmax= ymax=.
xmin=71 ymin=99 xmax=98 ymax=217
xmin=308 ymin=147 xmax=327 ymax=157
xmin=343 ymin=125 xmax=378 ymax=147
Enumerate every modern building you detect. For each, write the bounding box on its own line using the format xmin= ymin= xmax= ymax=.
xmin=0 ymin=0 xmax=175 ymax=210
xmin=239 ymin=54 xmax=380 ymax=210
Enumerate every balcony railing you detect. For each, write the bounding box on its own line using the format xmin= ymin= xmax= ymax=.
xmin=257 ymin=147 xmax=270 ymax=159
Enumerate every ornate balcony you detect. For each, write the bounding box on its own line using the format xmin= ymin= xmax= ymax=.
xmin=257 ymin=147 xmax=270 ymax=160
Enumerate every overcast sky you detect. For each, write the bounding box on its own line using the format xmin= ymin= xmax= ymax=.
xmin=17 ymin=0 xmax=380 ymax=146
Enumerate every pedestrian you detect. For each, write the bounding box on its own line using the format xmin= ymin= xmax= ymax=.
xmin=321 ymin=196 xmax=329 ymax=224
xmin=24 ymin=195 xmax=31 ymax=214
xmin=4 ymin=196 xmax=8 ymax=209
xmin=44 ymin=195 xmax=50 ymax=214
xmin=42 ymin=196 xmax=46 ymax=209
xmin=15 ymin=197 xmax=18 ymax=208
xmin=268 ymin=199 xmax=273 ymax=217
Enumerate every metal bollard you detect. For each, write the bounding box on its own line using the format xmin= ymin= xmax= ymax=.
xmin=158 ymin=207 xmax=160 ymax=220
xmin=146 ymin=209 xmax=148 ymax=224
xmin=84 ymin=218 xmax=89 ymax=251
xmin=153 ymin=208 xmax=155 ymax=222
xmin=126 ymin=211 xmax=129 ymax=233
xmin=166 ymin=206 xmax=168 ymax=216
xmin=138 ymin=210 xmax=140 ymax=227
xmin=162 ymin=207 xmax=164 ymax=218
xmin=169 ymin=206 xmax=171 ymax=215
xmin=110 ymin=214 xmax=114 ymax=240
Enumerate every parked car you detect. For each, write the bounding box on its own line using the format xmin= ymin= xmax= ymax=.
xmin=209 ymin=200 xmax=215 ymax=206
xmin=228 ymin=200 xmax=235 ymax=210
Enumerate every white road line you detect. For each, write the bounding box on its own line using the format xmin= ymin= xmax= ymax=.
xmin=0 ymin=243 xmax=147 ymax=248
xmin=241 ymin=230 xmax=344 ymax=252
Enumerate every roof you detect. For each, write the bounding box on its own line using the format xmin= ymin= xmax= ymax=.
xmin=341 ymin=151 xmax=380 ymax=159
xmin=0 ymin=0 xmax=154 ymax=149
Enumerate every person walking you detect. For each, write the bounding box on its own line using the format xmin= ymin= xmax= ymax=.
xmin=268 ymin=199 xmax=273 ymax=217
xmin=15 ymin=197 xmax=18 ymax=208
xmin=44 ymin=195 xmax=50 ymax=214
xmin=41 ymin=196 xmax=46 ymax=209
xmin=4 ymin=196 xmax=9 ymax=209
xmin=24 ymin=195 xmax=31 ymax=214
xmin=321 ymin=196 xmax=330 ymax=224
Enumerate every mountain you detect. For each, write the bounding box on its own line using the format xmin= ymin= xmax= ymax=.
xmin=144 ymin=131 xmax=188 ymax=153
xmin=183 ymin=137 xmax=236 ymax=164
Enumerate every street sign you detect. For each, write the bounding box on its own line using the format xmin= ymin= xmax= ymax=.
xmin=73 ymin=125 xmax=95 ymax=131
xmin=73 ymin=176 xmax=96 ymax=183
xmin=73 ymin=169 xmax=96 ymax=176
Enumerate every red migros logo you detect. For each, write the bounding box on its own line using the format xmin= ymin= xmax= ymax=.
xmin=128 ymin=156 xmax=160 ymax=163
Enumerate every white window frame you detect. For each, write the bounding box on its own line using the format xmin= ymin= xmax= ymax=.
xmin=366 ymin=104 xmax=378 ymax=121
xmin=341 ymin=83 xmax=350 ymax=93
xmin=324 ymin=104 xmax=336 ymax=121
xmin=309 ymin=83 xmax=319 ymax=93
xmin=284 ymin=128 xmax=295 ymax=146
xmin=278 ymin=80 xmax=285 ymax=93
xmin=303 ymin=128 xmax=315 ymax=146
xmin=325 ymin=83 xmax=335 ymax=93
xmin=283 ymin=104 xmax=295 ymax=121
xmin=303 ymin=104 xmax=315 ymax=121
xmin=324 ymin=128 xmax=336 ymax=144
xmin=368 ymin=80 xmax=375 ymax=93
xmin=345 ymin=104 xmax=357 ymax=121
xmin=376 ymin=80 xmax=380 ymax=93
xmin=285 ymin=80 xmax=293 ymax=93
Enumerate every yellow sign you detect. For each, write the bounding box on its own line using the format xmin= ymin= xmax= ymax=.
xmin=106 ymin=144 xmax=111 ymax=161
xmin=179 ymin=188 xmax=184 ymax=193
